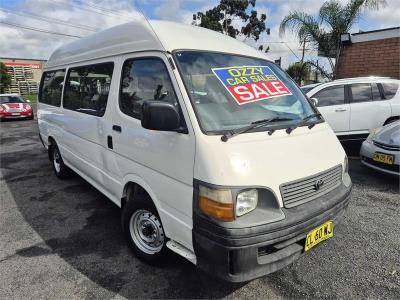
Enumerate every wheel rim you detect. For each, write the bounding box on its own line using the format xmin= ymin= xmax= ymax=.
xmin=53 ymin=148 xmax=61 ymax=173
xmin=129 ymin=209 xmax=164 ymax=255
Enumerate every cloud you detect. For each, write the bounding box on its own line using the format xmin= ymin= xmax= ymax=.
xmin=0 ymin=0 xmax=398 ymax=69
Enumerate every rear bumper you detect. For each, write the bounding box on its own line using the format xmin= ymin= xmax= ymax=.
xmin=193 ymin=182 xmax=352 ymax=282
xmin=0 ymin=112 xmax=33 ymax=119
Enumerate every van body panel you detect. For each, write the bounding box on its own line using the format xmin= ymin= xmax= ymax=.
xmin=194 ymin=123 xmax=345 ymax=207
xmin=104 ymin=52 xmax=196 ymax=250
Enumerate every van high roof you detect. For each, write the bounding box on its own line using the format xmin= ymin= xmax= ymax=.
xmin=45 ymin=20 xmax=272 ymax=69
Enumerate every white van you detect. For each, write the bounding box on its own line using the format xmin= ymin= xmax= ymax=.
xmin=38 ymin=20 xmax=352 ymax=282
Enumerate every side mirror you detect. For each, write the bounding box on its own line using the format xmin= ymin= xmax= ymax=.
xmin=141 ymin=101 xmax=180 ymax=131
xmin=310 ymin=97 xmax=318 ymax=106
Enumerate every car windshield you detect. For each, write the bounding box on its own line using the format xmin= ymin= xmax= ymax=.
xmin=301 ymin=85 xmax=318 ymax=93
xmin=174 ymin=51 xmax=315 ymax=134
xmin=0 ymin=95 xmax=25 ymax=104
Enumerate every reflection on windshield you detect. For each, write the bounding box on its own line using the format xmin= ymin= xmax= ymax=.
xmin=0 ymin=96 xmax=25 ymax=104
xmin=174 ymin=51 xmax=314 ymax=134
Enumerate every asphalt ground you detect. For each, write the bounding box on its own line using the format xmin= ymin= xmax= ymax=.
xmin=1 ymin=114 xmax=399 ymax=299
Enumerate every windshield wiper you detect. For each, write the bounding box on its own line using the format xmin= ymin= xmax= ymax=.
xmin=221 ymin=117 xmax=294 ymax=142
xmin=286 ymin=113 xmax=322 ymax=134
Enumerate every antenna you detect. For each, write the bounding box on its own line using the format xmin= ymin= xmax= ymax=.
xmin=133 ymin=0 xmax=168 ymax=53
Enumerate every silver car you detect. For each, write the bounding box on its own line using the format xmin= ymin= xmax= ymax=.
xmin=360 ymin=121 xmax=400 ymax=175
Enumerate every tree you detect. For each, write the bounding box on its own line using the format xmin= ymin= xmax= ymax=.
xmin=194 ymin=0 xmax=270 ymax=52
xmin=0 ymin=62 xmax=12 ymax=93
xmin=286 ymin=62 xmax=310 ymax=85
xmin=279 ymin=0 xmax=386 ymax=79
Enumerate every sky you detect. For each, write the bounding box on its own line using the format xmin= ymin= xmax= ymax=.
xmin=0 ymin=0 xmax=399 ymax=70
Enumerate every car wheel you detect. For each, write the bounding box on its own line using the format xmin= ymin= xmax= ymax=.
xmin=50 ymin=143 xmax=72 ymax=179
xmin=122 ymin=192 xmax=167 ymax=263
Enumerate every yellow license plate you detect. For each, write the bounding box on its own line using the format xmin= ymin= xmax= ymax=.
xmin=373 ymin=152 xmax=394 ymax=165
xmin=305 ymin=221 xmax=333 ymax=252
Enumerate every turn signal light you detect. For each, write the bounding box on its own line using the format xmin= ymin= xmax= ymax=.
xmin=198 ymin=185 xmax=234 ymax=222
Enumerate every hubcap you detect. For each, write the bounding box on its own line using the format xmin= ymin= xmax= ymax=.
xmin=129 ymin=209 xmax=164 ymax=254
xmin=53 ymin=149 xmax=61 ymax=173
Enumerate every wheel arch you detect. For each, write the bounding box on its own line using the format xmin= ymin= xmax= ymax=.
xmin=384 ymin=116 xmax=399 ymax=125
xmin=47 ymin=136 xmax=56 ymax=161
xmin=121 ymin=176 xmax=162 ymax=214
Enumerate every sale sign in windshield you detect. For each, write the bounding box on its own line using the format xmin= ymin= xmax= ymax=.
xmin=212 ymin=66 xmax=292 ymax=105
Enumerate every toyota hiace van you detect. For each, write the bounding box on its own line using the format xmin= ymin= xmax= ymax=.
xmin=38 ymin=20 xmax=352 ymax=282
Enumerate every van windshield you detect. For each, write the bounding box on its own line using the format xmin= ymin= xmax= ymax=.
xmin=174 ymin=51 xmax=315 ymax=134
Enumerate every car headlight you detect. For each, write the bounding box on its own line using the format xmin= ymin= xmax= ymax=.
xmin=236 ymin=189 xmax=258 ymax=217
xmin=199 ymin=185 xmax=234 ymax=221
xmin=366 ymin=127 xmax=381 ymax=143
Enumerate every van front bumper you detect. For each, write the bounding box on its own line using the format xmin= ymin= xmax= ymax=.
xmin=193 ymin=182 xmax=352 ymax=282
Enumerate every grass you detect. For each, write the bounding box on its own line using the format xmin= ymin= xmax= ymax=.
xmin=23 ymin=94 xmax=38 ymax=103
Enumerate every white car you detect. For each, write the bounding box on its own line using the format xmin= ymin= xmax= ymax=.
xmin=306 ymin=77 xmax=400 ymax=141
xmin=360 ymin=121 xmax=400 ymax=175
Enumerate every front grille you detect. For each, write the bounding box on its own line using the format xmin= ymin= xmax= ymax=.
xmin=373 ymin=141 xmax=400 ymax=151
xmin=280 ymin=165 xmax=342 ymax=208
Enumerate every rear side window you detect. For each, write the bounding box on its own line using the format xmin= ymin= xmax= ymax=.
xmin=313 ymin=85 xmax=344 ymax=107
xmin=350 ymin=83 xmax=372 ymax=103
xmin=63 ymin=62 xmax=114 ymax=116
xmin=119 ymin=57 xmax=178 ymax=120
xmin=381 ymin=82 xmax=399 ymax=100
xmin=39 ymin=69 xmax=65 ymax=106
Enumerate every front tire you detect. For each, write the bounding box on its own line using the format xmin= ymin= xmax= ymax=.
xmin=122 ymin=194 xmax=167 ymax=263
xmin=50 ymin=143 xmax=72 ymax=179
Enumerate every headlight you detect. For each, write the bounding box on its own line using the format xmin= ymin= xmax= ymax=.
xmin=366 ymin=127 xmax=381 ymax=143
xmin=236 ymin=189 xmax=258 ymax=217
xmin=199 ymin=185 xmax=233 ymax=221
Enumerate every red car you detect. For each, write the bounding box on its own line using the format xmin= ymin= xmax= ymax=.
xmin=0 ymin=94 xmax=34 ymax=120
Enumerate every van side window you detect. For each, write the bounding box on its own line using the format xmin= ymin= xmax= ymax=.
xmin=313 ymin=85 xmax=344 ymax=107
xmin=350 ymin=83 xmax=372 ymax=103
xmin=39 ymin=69 xmax=65 ymax=106
xmin=119 ymin=57 xmax=178 ymax=119
xmin=64 ymin=62 xmax=114 ymax=116
xmin=381 ymin=82 xmax=399 ymax=100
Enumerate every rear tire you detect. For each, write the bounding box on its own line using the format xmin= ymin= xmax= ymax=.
xmin=49 ymin=143 xmax=72 ymax=179
xmin=122 ymin=192 xmax=167 ymax=263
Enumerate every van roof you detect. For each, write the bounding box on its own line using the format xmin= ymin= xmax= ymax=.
xmin=45 ymin=20 xmax=272 ymax=69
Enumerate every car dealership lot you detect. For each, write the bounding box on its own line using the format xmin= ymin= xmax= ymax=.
xmin=1 ymin=118 xmax=399 ymax=299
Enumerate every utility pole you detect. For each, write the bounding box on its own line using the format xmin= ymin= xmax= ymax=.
xmin=301 ymin=39 xmax=306 ymax=64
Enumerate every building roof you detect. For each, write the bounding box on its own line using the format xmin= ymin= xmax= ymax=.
xmin=350 ymin=27 xmax=399 ymax=43
xmin=45 ymin=20 xmax=271 ymax=68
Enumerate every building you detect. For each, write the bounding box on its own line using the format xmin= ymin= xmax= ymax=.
xmin=336 ymin=27 xmax=399 ymax=79
xmin=0 ymin=57 xmax=47 ymax=95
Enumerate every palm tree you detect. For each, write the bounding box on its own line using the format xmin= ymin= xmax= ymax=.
xmin=279 ymin=0 xmax=387 ymax=79
xmin=286 ymin=62 xmax=310 ymax=85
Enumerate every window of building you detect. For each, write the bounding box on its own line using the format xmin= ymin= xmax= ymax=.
xmin=119 ymin=57 xmax=178 ymax=120
xmin=313 ymin=85 xmax=345 ymax=107
xmin=63 ymin=62 xmax=114 ymax=116
xmin=39 ymin=69 xmax=65 ymax=106
xmin=350 ymin=83 xmax=372 ymax=103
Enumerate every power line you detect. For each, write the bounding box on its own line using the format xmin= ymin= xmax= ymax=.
xmin=0 ymin=20 xmax=83 ymax=38
xmin=48 ymin=0 xmax=137 ymax=22
xmin=0 ymin=7 xmax=98 ymax=32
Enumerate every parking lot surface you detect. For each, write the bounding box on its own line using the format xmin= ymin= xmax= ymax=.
xmin=1 ymin=118 xmax=399 ymax=299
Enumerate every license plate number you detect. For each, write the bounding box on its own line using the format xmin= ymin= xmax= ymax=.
xmin=373 ymin=152 xmax=394 ymax=165
xmin=305 ymin=221 xmax=333 ymax=251
xmin=11 ymin=113 xmax=20 ymax=116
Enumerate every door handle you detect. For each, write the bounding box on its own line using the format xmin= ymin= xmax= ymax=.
xmin=107 ymin=136 xmax=113 ymax=149
xmin=112 ymin=125 xmax=122 ymax=132
xmin=335 ymin=108 xmax=347 ymax=112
